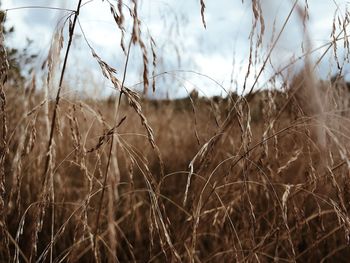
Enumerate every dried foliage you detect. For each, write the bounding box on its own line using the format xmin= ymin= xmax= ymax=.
xmin=1 ymin=1 xmax=350 ymax=262
xmin=0 ymin=8 xmax=9 ymax=260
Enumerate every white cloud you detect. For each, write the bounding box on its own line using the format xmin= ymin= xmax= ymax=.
xmin=2 ymin=0 xmax=350 ymax=97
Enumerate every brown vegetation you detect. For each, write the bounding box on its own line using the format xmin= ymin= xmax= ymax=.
xmin=1 ymin=1 xmax=350 ymax=262
xmin=2 ymin=75 xmax=350 ymax=262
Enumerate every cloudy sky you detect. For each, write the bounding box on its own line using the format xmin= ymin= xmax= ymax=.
xmin=2 ymin=0 xmax=350 ymax=98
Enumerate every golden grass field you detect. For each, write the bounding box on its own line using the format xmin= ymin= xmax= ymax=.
xmin=2 ymin=75 xmax=350 ymax=262
xmin=1 ymin=1 xmax=350 ymax=262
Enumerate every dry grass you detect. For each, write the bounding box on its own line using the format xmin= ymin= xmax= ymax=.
xmin=1 ymin=1 xmax=350 ymax=262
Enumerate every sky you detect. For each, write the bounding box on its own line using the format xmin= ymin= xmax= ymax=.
xmin=2 ymin=0 xmax=350 ymax=98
